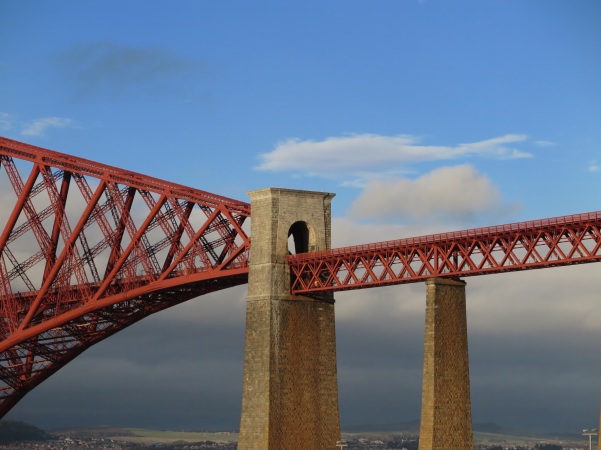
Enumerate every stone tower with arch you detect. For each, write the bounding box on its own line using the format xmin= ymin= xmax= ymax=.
xmin=238 ymin=188 xmax=340 ymax=450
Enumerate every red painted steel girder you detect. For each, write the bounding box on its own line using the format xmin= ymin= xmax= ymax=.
xmin=288 ymin=211 xmax=601 ymax=294
xmin=0 ymin=136 xmax=250 ymax=418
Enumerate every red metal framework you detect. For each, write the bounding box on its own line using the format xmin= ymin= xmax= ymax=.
xmin=289 ymin=211 xmax=601 ymax=294
xmin=2 ymin=136 xmax=601 ymax=421
xmin=0 ymin=136 xmax=250 ymax=417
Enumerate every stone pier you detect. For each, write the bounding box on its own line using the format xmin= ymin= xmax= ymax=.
xmin=238 ymin=188 xmax=341 ymax=450
xmin=418 ymin=277 xmax=474 ymax=450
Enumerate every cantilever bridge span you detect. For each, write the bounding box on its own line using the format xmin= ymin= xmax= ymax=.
xmin=0 ymin=136 xmax=251 ymax=417
xmin=1 ymin=136 xmax=601 ymax=449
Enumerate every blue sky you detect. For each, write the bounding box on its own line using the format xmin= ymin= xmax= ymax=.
xmin=1 ymin=0 xmax=601 ymax=435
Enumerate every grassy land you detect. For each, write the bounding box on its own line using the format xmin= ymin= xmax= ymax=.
xmin=474 ymin=430 xmax=584 ymax=447
xmin=126 ymin=428 xmax=238 ymax=443
xmin=51 ymin=426 xmax=585 ymax=447
xmin=52 ymin=427 xmax=239 ymax=444
xmin=339 ymin=430 xmax=584 ymax=448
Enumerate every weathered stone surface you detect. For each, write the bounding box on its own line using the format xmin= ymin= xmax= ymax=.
xmin=418 ymin=277 xmax=474 ymax=450
xmin=238 ymin=188 xmax=340 ymax=450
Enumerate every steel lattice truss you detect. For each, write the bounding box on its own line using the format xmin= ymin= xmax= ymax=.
xmin=0 ymin=137 xmax=250 ymax=417
xmin=289 ymin=211 xmax=601 ymax=294
xmin=2 ymin=136 xmax=601 ymax=421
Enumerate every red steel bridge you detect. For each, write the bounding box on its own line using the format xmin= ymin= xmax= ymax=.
xmin=1 ymin=135 xmax=601 ymax=418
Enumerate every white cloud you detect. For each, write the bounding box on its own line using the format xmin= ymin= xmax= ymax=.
xmin=589 ymin=160 xmax=600 ymax=172
xmin=534 ymin=140 xmax=556 ymax=147
xmin=256 ymin=133 xmax=531 ymax=176
xmin=21 ymin=117 xmax=74 ymax=137
xmin=348 ymin=164 xmax=517 ymax=224
xmin=0 ymin=112 xmax=13 ymax=131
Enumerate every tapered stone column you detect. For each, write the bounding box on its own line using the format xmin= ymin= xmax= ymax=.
xmin=238 ymin=188 xmax=340 ymax=450
xmin=418 ymin=277 xmax=474 ymax=450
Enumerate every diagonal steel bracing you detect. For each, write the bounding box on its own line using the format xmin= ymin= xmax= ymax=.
xmin=0 ymin=136 xmax=251 ymax=418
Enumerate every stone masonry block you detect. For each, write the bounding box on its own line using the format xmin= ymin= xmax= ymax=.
xmin=238 ymin=188 xmax=340 ymax=450
xmin=418 ymin=277 xmax=474 ymax=450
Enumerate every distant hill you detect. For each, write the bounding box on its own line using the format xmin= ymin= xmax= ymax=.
xmin=343 ymin=420 xmax=504 ymax=434
xmin=50 ymin=425 xmax=138 ymax=438
xmin=0 ymin=420 xmax=52 ymax=444
xmin=343 ymin=420 xmax=420 ymax=433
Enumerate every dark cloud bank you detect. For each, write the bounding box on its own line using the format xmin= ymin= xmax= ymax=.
xmin=6 ymin=264 xmax=601 ymax=433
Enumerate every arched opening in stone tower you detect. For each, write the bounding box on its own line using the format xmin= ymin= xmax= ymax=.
xmin=288 ymin=221 xmax=311 ymax=255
